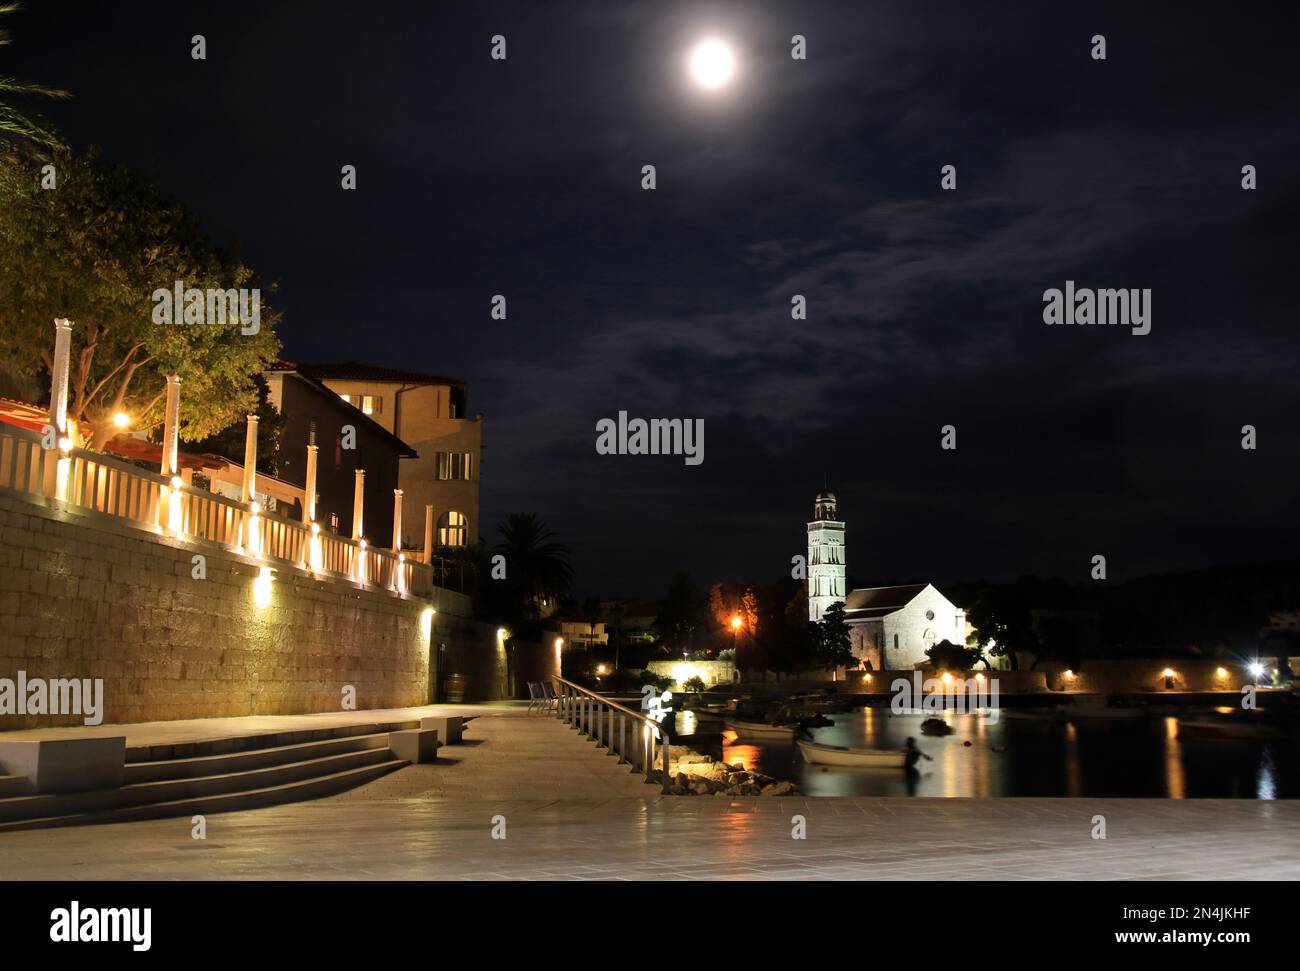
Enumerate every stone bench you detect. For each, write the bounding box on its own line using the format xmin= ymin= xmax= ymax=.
xmin=389 ymin=729 xmax=439 ymax=764
xmin=0 ymin=737 xmax=125 ymax=795
xmin=420 ymin=716 xmax=463 ymax=745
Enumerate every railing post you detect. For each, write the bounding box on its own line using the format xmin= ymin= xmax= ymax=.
xmin=619 ymin=713 xmax=627 ymax=765
xmin=661 ymin=727 xmax=672 ymax=794
xmin=645 ymin=726 xmax=653 ymax=783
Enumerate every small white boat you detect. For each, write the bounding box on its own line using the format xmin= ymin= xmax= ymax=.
xmin=725 ymin=719 xmax=797 ymax=739
xmin=796 ymin=739 xmax=907 ymax=768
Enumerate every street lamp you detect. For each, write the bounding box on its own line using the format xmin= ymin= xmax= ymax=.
xmin=730 ymin=614 xmax=742 ymax=655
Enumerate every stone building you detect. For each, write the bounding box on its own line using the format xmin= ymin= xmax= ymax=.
xmin=804 ymin=491 xmax=965 ymax=669
xmin=843 ymin=583 xmax=966 ymax=670
xmin=806 ymin=492 xmax=845 ymax=622
xmin=265 ymin=363 xmax=417 ymax=548
xmin=296 ymin=362 xmax=483 ymax=553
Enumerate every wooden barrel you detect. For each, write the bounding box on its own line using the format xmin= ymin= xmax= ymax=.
xmin=444 ymin=673 xmax=467 ymax=703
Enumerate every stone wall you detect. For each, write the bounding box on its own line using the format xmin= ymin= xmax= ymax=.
xmin=647 ymin=659 xmax=738 ymax=687
xmin=0 ymin=488 xmax=476 ymax=729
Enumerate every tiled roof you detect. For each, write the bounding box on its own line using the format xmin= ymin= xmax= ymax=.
xmin=292 ymin=361 xmax=466 ymax=387
xmin=842 ymin=583 xmax=930 ymax=616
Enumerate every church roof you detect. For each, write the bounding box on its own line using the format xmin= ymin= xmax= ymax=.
xmin=842 ymin=583 xmax=931 ymax=618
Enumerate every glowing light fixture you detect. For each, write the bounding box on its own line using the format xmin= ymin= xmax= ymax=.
xmin=1215 ymin=666 xmax=1228 ymax=679
xmin=112 ymin=411 xmax=131 ymax=429
xmin=1248 ymin=662 xmax=1265 ymax=678
xmin=730 ymin=615 xmax=742 ymax=631
xmin=253 ymin=565 xmax=274 ymax=608
xmin=940 ymin=671 xmax=954 ymax=685
xmin=1161 ymin=668 xmax=1175 ymax=679
xmin=420 ymin=607 xmax=434 ymax=641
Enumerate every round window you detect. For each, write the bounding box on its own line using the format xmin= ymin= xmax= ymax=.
xmin=925 ymin=610 xmax=935 ymax=621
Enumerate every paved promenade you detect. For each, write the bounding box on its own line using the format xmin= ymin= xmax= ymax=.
xmin=1 ymin=707 xmax=1298 ymax=880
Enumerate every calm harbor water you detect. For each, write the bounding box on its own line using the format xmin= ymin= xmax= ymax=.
xmin=701 ymin=708 xmax=1297 ymax=798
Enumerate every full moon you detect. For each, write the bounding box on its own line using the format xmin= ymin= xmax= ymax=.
xmin=689 ymin=39 xmax=736 ymax=90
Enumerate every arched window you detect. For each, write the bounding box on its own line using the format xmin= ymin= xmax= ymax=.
xmin=437 ymin=511 xmax=468 ymax=548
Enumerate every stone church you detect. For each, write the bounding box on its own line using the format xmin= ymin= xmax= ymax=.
xmin=807 ymin=492 xmax=966 ymax=670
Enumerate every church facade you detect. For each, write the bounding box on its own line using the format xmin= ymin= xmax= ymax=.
xmin=806 ymin=493 xmax=965 ymax=670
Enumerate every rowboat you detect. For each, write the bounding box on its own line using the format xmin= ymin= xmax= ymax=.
xmin=725 ymin=719 xmax=797 ymax=739
xmin=796 ymin=739 xmax=907 ymax=768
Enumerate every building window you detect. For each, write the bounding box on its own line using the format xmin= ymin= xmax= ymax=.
xmin=436 ymin=452 xmax=473 ymax=481
xmin=339 ymin=393 xmax=381 ymax=415
xmin=437 ymin=511 xmax=468 ymax=548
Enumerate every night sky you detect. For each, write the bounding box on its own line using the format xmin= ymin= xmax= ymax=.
xmin=10 ymin=1 xmax=1300 ymax=597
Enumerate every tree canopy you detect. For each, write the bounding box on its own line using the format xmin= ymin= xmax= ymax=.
xmin=0 ymin=151 xmax=281 ymax=448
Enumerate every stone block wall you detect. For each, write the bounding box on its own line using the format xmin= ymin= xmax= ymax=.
xmin=0 ymin=488 xmax=474 ymax=729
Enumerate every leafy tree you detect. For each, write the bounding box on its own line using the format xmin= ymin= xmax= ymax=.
xmin=0 ymin=3 xmax=69 ymax=151
xmin=682 ymin=675 xmax=705 ymax=694
xmin=925 ymin=639 xmax=987 ymax=670
xmin=654 ymin=572 xmax=708 ymax=652
xmin=491 ymin=513 xmax=574 ymax=625
xmin=968 ymin=582 xmax=1040 ymax=671
xmin=0 ymin=151 xmax=281 ymax=449
xmin=816 ymin=601 xmax=855 ymax=670
xmin=185 ymin=373 xmax=285 ymax=476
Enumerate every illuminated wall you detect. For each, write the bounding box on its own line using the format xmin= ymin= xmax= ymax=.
xmin=0 ymin=491 xmax=472 ymax=728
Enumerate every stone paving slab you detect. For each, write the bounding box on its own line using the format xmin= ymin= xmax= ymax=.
xmin=0 ymin=709 xmax=1297 ymax=880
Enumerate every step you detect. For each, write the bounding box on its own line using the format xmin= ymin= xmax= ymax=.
xmin=124 ymin=731 xmax=394 ymax=784
xmin=0 ymin=747 xmax=398 ymax=824
xmin=125 ymin=719 xmax=423 ymax=764
xmin=0 ymin=774 xmax=27 ymax=798
xmin=0 ymin=758 xmax=409 ymax=833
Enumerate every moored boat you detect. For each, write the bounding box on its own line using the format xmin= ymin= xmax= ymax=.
xmin=725 ymin=719 xmax=797 ymax=739
xmin=796 ymin=739 xmax=907 ymax=768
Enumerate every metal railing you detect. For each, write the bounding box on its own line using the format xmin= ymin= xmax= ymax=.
xmin=551 ymin=676 xmax=672 ymax=793
xmin=0 ymin=422 xmax=458 ymax=599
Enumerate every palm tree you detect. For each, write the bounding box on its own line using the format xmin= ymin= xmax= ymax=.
xmin=494 ymin=513 xmax=574 ymax=622
xmin=0 ymin=3 xmax=69 ymax=151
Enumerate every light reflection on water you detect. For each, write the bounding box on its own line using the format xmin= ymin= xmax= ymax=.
xmin=712 ymin=707 xmax=1294 ymax=799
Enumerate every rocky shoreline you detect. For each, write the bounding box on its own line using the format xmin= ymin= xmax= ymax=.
xmin=655 ymin=745 xmax=800 ymax=797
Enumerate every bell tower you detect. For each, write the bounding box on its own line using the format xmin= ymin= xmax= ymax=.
xmin=807 ymin=491 xmax=846 ymax=622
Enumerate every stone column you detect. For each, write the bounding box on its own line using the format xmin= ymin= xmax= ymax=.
xmin=160 ymin=375 xmax=181 ymax=477
xmin=423 ymin=505 xmax=434 ymax=564
xmin=48 ymin=318 xmax=72 ymax=439
xmin=352 ymin=469 xmax=365 ymax=540
xmin=391 ymin=489 xmax=403 ymax=553
xmin=241 ymin=414 xmax=258 ymax=502
xmin=303 ymin=443 xmax=318 ymax=523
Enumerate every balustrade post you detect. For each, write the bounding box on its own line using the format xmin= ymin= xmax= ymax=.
xmin=661 ymin=728 xmax=672 ymax=793
xmin=619 ymin=714 xmax=627 ymax=765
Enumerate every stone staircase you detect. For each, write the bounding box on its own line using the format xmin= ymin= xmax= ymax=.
xmin=0 ymin=720 xmax=420 ymax=832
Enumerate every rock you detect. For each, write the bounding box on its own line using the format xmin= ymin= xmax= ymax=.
xmin=724 ymin=785 xmax=743 ymax=796
xmin=674 ymin=772 xmax=689 ymax=788
xmin=760 ymin=781 xmax=797 ymax=797
xmin=676 ymin=752 xmax=713 ymax=765
xmin=691 ymin=782 xmax=711 ymax=795
xmin=670 ymin=785 xmax=687 ymax=796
